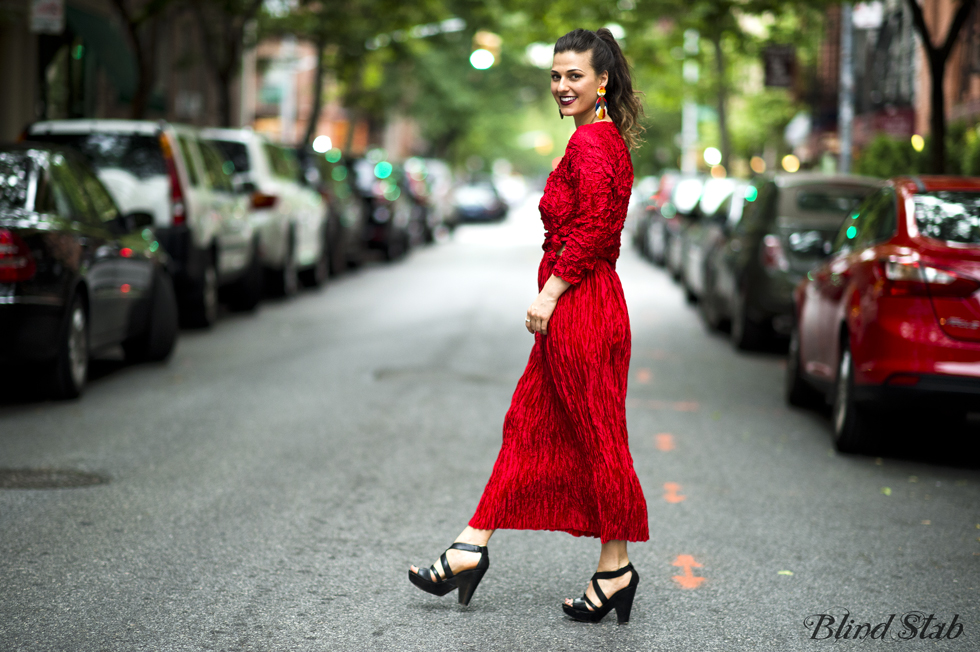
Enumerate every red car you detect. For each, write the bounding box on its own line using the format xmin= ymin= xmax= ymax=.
xmin=786 ymin=176 xmax=980 ymax=451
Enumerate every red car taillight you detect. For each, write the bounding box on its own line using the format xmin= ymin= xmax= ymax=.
xmin=0 ymin=229 xmax=37 ymax=282
xmin=159 ymin=133 xmax=187 ymax=226
xmin=250 ymin=192 xmax=278 ymax=209
xmin=760 ymin=234 xmax=789 ymax=272
xmin=879 ymin=259 xmax=980 ymax=298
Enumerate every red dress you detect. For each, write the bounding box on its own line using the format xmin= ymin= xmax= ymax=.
xmin=469 ymin=121 xmax=649 ymax=543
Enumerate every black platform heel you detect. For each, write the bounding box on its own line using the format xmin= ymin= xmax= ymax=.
xmin=408 ymin=542 xmax=489 ymax=606
xmin=562 ymin=563 xmax=639 ymax=624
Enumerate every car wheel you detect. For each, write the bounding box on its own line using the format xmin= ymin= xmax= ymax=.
xmin=300 ymin=235 xmax=329 ymax=288
xmin=124 ymin=267 xmax=179 ymax=362
xmin=228 ymin=242 xmax=263 ymax=311
xmin=183 ymin=256 xmax=219 ymax=328
xmin=50 ymin=294 xmax=88 ymax=399
xmin=267 ymin=232 xmax=298 ymax=297
xmin=831 ymin=338 xmax=872 ymax=453
xmin=785 ymin=323 xmax=822 ymax=408
xmin=699 ymin=270 xmax=726 ymax=332
xmin=730 ymin=286 xmax=763 ymax=350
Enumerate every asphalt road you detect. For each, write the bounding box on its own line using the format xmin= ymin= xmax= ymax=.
xmin=2 ymin=195 xmax=979 ymax=652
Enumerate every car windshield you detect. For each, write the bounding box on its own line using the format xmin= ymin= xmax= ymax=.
xmin=454 ymin=184 xmax=496 ymax=207
xmin=209 ymin=140 xmax=250 ymax=173
xmin=31 ymin=133 xmax=167 ymax=180
xmin=777 ymin=184 xmax=874 ymax=226
xmin=0 ymin=151 xmax=31 ymax=210
xmin=913 ymin=191 xmax=980 ymax=245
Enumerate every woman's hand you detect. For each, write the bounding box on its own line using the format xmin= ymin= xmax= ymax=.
xmin=526 ymin=292 xmax=558 ymax=335
xmin=526 ymin=274 xmax=572 ymax=335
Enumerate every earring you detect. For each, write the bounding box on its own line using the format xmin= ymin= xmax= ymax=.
xmin=559 ymin=106 xmax=564 ymax=120
xmin=595 ymin=86 xmax=607 ymax=120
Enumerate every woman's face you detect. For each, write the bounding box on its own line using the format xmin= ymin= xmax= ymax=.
xmin=551 ymin=50 xmax=609 ymax=123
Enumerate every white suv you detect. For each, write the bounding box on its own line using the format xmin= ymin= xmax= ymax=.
xmin=27 ymin=120 xmax=262 ymax=326
xmin=202 ymin=128 xmax=328 ymax=295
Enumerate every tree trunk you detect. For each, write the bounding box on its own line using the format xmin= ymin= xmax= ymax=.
xmin=711 ymin=32 xmax=731 ymax=168
xmin=301 ymin=35 xmax=328 ymax=146
xmin=905 ymin=0 xmax=976 ymax=174
xmin=109 ymin=0 xmax=151 ymax=119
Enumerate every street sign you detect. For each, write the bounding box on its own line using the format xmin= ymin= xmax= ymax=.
xmin=764 ymin=45 xmax=796 ymax=88
xmin=31 ymin=0 xmax=64 ymax=34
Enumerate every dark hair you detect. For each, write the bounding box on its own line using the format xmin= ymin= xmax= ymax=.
xmin=554 ymin=28 xmax=644 ymax=150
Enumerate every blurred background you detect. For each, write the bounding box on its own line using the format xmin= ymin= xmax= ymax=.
xmin=2 ymin=0 xmax=979 ymax=180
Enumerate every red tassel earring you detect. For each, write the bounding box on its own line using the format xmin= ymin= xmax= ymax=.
xmin=595 ymin=86 xmax=607 ymax=120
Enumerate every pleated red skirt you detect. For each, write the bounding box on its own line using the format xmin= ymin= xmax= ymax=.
xmin=469 ymin=255 xmax=649 ymax=543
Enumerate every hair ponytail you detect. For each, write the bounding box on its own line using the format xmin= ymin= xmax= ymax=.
xmin=554 ymin=28 xmax=645 ymax=150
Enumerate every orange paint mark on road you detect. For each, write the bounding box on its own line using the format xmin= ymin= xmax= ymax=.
xmin=663 ymin=482 xmax=686 ymax=503
xmin=655 ymin=433 xmax=675 ymax=451
xmin=626 ymin=399 xmax=700 ymax=412
xmin=672 ymin=555 xmax=705 ymax=589
xmin=636 ymin=368 xmax=652 ymax=384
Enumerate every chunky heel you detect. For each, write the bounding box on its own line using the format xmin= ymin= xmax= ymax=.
xmin=562 ymin=563 xmax=639 ymax=624
xmin=455 ymin=567 xmax=488 ymax=606
xmin=409 ymin=542 xmax=489 ymax=605
xmin=612 ymin=583 xmax=637 ymax=623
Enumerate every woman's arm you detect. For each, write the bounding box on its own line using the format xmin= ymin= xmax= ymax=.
xmin=526 ymin=273 xmax=571 ymax=335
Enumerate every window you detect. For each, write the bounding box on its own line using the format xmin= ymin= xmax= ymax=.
xmin=913 ymin=191 xmax=980 ymax=245
xmin=178 ymin=135 xmax=200 ymax=187
xmin=198 ymin=141 xmax=234 ymax=193
xmin=70 ymin=158 xmax=120 ymax=223
xmin=0 ymin=151 xmax=31 ymax=209
xmin=48 ymin=155 xmax=97 ymax=225
xmin=209 ymin=140 xmax=250 ymax=174
xmin=30 ymin=133 xmax=167 ymax=180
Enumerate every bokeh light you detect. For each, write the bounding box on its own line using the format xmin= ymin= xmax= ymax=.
xmin=312 ymin=135 xmax=332 ymax=153
xmin=781 ymin=154 xmax=800 ymax=173
xmin=911 ymin=134 xmax=925 ymax=152
xmin=374 ymin=161 xmax=393 ymax=179
xmin=470 ymin=49 xmax=495 ymax=69
xmin=703 ymin=147 xmax=722 ymax=166
xmin=750 ymin=156 xmax=766 ymax=174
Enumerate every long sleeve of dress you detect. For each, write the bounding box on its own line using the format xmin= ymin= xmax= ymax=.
xmin=551 ymin=132 xmax=625 ymax=285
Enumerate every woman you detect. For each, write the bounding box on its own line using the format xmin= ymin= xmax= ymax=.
xmin=409 ymin=27 xmax=648 ymax=624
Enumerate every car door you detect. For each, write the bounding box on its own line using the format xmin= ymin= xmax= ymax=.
xmin=48 ymin=154 xmax=123 ymax=349
xmin=805 ymin=192 xmax=884 ymax=380
xmin=73 ymin=158 xmax=155 ymax=332
xmin=199 ymin=139 xmax=250 ymax=278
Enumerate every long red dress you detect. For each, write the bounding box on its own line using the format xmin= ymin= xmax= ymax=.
xmin=469 ymin=121 xmax=649 ymax=543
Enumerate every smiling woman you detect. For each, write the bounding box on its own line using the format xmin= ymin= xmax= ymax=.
xmin=408 ymin=27 xmax=649 ymax=625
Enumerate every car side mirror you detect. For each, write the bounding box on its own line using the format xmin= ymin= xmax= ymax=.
xmin=235 ymin=179 xmax=257 ymax=194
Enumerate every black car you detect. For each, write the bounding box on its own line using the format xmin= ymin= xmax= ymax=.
xmin=295 ymin=147 xmax=368 ymax=273
xmin=451 ymin=180 xmax=508 ymax=224
xmin=351 ymin=157 xmax=412 ymax=261
xmin=701 ymin=173 xmax=882 ymax=349
xmin=0 ymin=144 xmax=178 ymax=398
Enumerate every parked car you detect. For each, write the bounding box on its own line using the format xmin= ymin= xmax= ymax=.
xmin=626 ymin=175 xmax=659 ymax=245
xmin=203 ymin=128 xmax=329 ymax=294
xmin=635 ymin=170 xmax=680 ymax=261
xmin=27 ymin=120 xmax=261 ymax=326
xmin=295 ymin=147 xmax=367 ymax=273
xmin=698 ymin=182 xmax=753 ymax=331
xmin=0 ymin=144 xmax=178 ymax=398
xmin=640 ymin=174 xmax=703 ymax=269
xmin=787 ymin=176 xmax=980 ymax=452
xmin=702 ymin=173 xmax=881 ymax=349
xmin=421 ymin=158 xmax=457 ymax=240
xmin=451 ymin=179 xmax=508 ymax=224
xmin=351 ymin=156 xmax=413 ymax=260
xmin=665 ymin=176 xmax=708 ymax=279
xmin=680 ymin=178 xmax=741 ymax=303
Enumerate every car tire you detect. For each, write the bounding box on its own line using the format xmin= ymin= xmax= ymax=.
xmin=730 ymin=286 xmax=763 ymax=350
xmin=124 ymin=267 xmax=179 ymax=362
xmin=785 ymin=323 xmax=822 ymax=408
xmin=699 ymin=270 xmax=727 ymax=332
xmin=267 ymin=231 xmax=298 ymax=297
xmin=831 ymin=338 xmax=872 ymax=453
xmin=49 ymin=293 xmax=88 ymax=400
xmin=228 ymin=242 xmax=263 ymax=312
xmin=183 ymin=255 xmax=219 ymax=328
xmin=300 ymin=234 xmax=329 ymax=288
